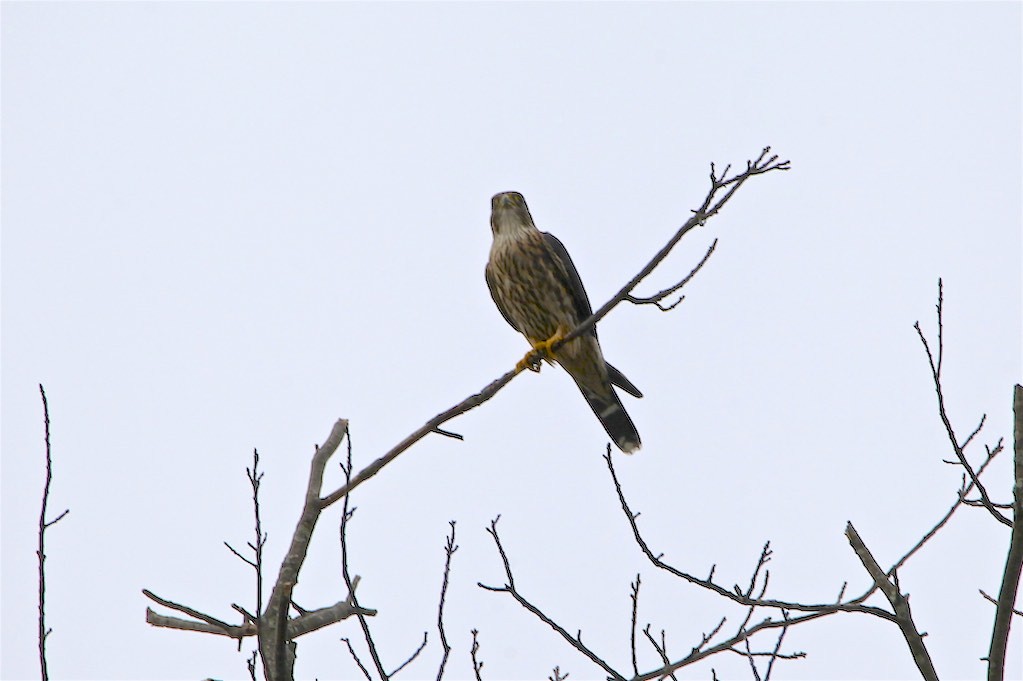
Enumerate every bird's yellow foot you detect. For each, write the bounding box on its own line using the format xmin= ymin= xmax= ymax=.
xmin=515 ymin=329 xmax=567 ymax=373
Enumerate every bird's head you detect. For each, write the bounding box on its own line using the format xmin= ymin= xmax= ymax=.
xmin=490 ymin=191 xmax=536 ymax=237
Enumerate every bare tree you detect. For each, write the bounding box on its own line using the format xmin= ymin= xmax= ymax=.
xmin=476 ymin=283 xmax=1020 ymax=680
xmin=31 ymin=148 xmax=1016 ymax=679
xmin=139 ymin=148 xmax=790 ymax=681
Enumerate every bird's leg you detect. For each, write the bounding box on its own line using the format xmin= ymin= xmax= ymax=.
xmin=515 ymin=327 xmax=568 ymax=373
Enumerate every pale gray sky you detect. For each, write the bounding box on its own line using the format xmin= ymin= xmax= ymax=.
xmin=2 ymin=2 xmax=1021 ymax=680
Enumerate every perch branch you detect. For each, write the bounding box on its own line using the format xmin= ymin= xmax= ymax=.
xmin=320 ymin=149 xmax=789 ymax=509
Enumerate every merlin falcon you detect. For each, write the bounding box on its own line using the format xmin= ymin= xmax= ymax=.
xmin=485 ymin=191 xmax=643 ymax=453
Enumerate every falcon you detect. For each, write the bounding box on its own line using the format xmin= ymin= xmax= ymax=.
xmin=485 ymin=191 xmax=642 ymax=453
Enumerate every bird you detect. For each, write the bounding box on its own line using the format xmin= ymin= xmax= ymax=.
xmin=485 ymin=191 xmax=642 ymax=453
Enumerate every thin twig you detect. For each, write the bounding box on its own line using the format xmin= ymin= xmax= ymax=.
xmin=342 ymin=637 xmax=373 ymax=681
xmin=888 ymin=433 xmax=1005 ymax=576
xmin=37 ymin=385 xmax=69 ymax=681
xmin=915 ymin=279 xmax=1010 ymax=527
xmin=626 ymin=238 xmax=718 ymax=311
xmin=763 ymin=610 xmax=791 ymax=681
xmin=980 ymin=589 xmax=1023 ymax=617
xmin=339 ymin=431 xmax=389 ymax=681
xmin=437 ymin=521 xmax=458 ymax=681
xmin=741 ymin=634 xmax=762 ymax=681
xmin=635 ymin=612 xmax=815 ymax=680
xmin=142 ymin=589 xmax=240 ymax=633
xmin=642 ymin=625 xmax=679 ymax=681
xmin=247 ymin=649 xmax=258 ymax=681
xmin=629 ymin=575 xmax=641 ymax=678
xmin=250 ymin=449 xmax=266 ymax=621
xmin=223 ymin=449 xmax=267 ymax=675
xmin=389 ymin=632 xmax=428 ymax=677
xmin=470 ymin=629 xmax=484 ymax=681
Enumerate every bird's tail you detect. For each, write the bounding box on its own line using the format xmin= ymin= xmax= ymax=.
xmin=579 ymin=386 xmax=642 ymax=454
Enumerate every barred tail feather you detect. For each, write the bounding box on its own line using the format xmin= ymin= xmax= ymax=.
xmin=581 ymin=387 xmax=641 ymax=454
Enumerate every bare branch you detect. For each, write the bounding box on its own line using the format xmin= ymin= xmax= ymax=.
xmin=636 ymin=612 xmax=818 ymax=680
xmin=342 ymin=637 xmax=373 ymax=681
xmin=558 ymin=148 xmax=789 ymax=350
xmin=548 ymin=665 xmax=569 ymax=681
xmin=260 ymin=418 xmax=350 ymax=680
xmin=437 ymin=521 xmax=458 ymax=681
xmin=915 ymin=280 xmax=1011 ymax=527
xmin=642 ymin=625 xmax=679 ymax=681
xmin=987 ymin=384 xmax=1023 ymax=681
xmin=142 ymin=589 xmax=240 ymax=633
xmin=844 ymin=523 xmax=938 ymax=681
xmin=320 ymin=150 xmax=789 ymax=508
xmin=389 ymin=632 xmax=428 ymax=677
xmin=763 ymin=610 xmax=793 ymax=681
xmin=247 ymin=649 xmax=258 ymax=681
xmin=37 ymin=385 xmax=69 ymax=681
xmin=626 ymin=238 xmax=717 ymax=311
xmin=249 ymin=448 xmax=267 ymax=621
xmin=470 ymin=629 xmax=484 ymax=681
xmin=980 ymin=588 xmax=1023 ymax=617
xmin=339 ymin=431 xmax=389 ymax=681
xmin=604 ymin=450 xmax=895 ymax=621
xmin=629 ymin=575 xmax=640 ymax=678
xmin=289 ymin=596 xmax=376 ymax=638
xmin=888 ymin=433 xmax=1005 ymax=577
xmin=145 ymin=607 xmax=255 ymax=638
xmin=478 ymin=517 xmax=626 ymax=681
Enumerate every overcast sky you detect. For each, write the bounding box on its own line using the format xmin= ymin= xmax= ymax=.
xmin=3 ymin=2 xmax=1021 ymax=680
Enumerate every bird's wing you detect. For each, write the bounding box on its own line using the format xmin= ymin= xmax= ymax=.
xmin=544 ymin=232 xmax=643 ymax=399
xmin=541 ymin=232 xmax=597 ymax=338
xmin=485 ymin=263 xmax=521 ymax=333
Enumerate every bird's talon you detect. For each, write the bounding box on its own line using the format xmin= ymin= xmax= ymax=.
xmin=515 ymin=350 xmax=543 ymax=373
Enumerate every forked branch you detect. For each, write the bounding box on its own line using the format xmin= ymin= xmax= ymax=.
xmin=844 ymin=523 xmax=938 ymax=681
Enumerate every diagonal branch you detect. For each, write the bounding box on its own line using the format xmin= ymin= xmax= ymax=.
xmin=635 ymin=611 xmax=820 ymax=681
xmin=478 ymin=517 xmax=626 ymax=681
xmin=844 ymin=523 xmax=938 ymax=681
xmin=143 ymin=589 xmax=240 ymax=633
xmin=887 ymin=431 xmax=1005 ymax=577
xmin=559 ymin=148 xmax=789 ymax=348
xmin=604 ymin=450 xmax=895 ymax=621
xmin=319 ymin=149 xmax=789 ymax=509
